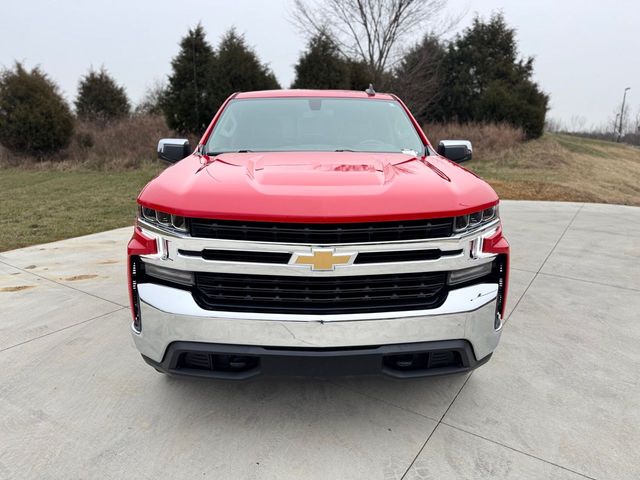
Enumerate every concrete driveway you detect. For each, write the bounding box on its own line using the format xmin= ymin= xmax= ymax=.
xmin=1 ymin=200 xmax=639 ymax=479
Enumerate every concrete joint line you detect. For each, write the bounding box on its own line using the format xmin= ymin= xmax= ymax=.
xmin=537 ymin=203 xmax=585 ymax=274
xmin=0 ymin=307 xmax=126 ymax=354
xmin=439 ymin=421 xmax=599 ymax=480
xmin=399 ymin=374 xmax=474 ymax=479
xmin=398 ymin=205 xmax=590 ymax=479
xmin=326 ymin=380 xmax=441 ymax=424
xmin=536 ymin=270 xmax=640 ymax=293
xmin=503 ymin=203 xmax=585 ymax=325
xmin=0 ymin=258 xmax=128 ymax=309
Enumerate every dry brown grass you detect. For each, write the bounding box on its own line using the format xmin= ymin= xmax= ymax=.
xmin=0 ymin=115 xmax=198 ymax=170
xmin=425 ymin=122 xmax=525 ymax=161
xmin=422 ymin=122 xmax=640 ymax=206
xmin=468 ymin=133 xmax=640 ymax=206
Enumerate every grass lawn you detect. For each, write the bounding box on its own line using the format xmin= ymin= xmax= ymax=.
xmin=468 ymin=133 xmax=640 ymax=206
xmin=0 ymin=164 xmax=162 ymax=251
xmin=1 ymin=133 xmax=639 ymax=252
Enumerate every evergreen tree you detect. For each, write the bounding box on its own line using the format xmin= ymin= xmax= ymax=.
xmin=0 ymin=63 xmax=74 ymax=156
xmin=75 ymin=67 xmax=130 ymax=121
xmin=215 ymin=28 xmax=280 ymax=104
xmin=162 ymin=24 xmax=218 ymax=134
xmin=435 ymin=13 xmax=548 ymax=138
xmin=291 ymin=33 xmax=350 ymax=89
xmin=345 ymin=60 xmax=374 ymax=91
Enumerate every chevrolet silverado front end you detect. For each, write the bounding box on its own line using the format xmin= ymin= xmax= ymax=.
xmin=127 ymin=89 xmax=509 ymax=379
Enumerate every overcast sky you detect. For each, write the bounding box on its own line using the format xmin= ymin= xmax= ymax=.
xmin=1 ymin=0 xmax=638 ymax=129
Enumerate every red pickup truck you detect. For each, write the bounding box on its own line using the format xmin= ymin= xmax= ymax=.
xmin=128 ymin=89 xmax=509 ymax=379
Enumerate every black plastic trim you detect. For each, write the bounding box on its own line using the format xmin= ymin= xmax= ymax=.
xmin=142 ymin=339 xmax=492 ymax=380
xmin=355 ymin=248 xmax=462 ymax=264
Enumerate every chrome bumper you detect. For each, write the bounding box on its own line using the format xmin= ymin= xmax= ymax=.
xmin=132 ymin=282 xmax=502 ymax=364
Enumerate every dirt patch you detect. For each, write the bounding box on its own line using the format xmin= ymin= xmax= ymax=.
xmin=24 ymin=265 xmax=37 ymax=269
xmin=61 ymin=274 xmax=99 ymax=281
xmin=98 ymin=260 xmax=120 ymax=265
xmin=1 ymin=285 xmax=35 ymax=292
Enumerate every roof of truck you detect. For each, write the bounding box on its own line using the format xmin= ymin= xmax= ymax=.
xmin=234 ymin=89 xmax=396 ymax=100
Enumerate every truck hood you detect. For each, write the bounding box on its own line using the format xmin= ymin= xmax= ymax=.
xmin=139 ymin=151 xmax=498 ymax=222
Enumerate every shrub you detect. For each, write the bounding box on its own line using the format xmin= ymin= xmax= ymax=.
xmin=75 ymin=131 xmax=95 ymax=150
xmin=0 ymin=63 xmax=74 ymax=156
xmin=69 ymin=114 xmax=181 ymax=169
xmin=75 ymin=67 xmax=130 ymax=121
xmin=425 ymin=121 xmax=525 ymax=161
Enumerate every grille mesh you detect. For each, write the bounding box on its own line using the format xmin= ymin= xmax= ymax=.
xmin=193 ymin=271 xmax=448 ymax=314
xmin=189 ymin=218 xmax=453 ymax=243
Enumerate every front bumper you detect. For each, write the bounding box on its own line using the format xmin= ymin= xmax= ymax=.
xmin=132 ymin=282 xmax=502 ymax=379
xmin=143 ymin=339 xmax=492 ymax=379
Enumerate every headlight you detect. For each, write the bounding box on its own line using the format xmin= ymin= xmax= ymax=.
xmin=453 ymin=205 xmax=498 ymax=234
xmin=138 ymin=206 xmax=188 ymax=234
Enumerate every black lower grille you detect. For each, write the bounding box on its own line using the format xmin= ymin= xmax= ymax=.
xmin=193 ymin=271 xmax=448 ymax=314
xmin=189 ymin=217 xmax=454 ymax=243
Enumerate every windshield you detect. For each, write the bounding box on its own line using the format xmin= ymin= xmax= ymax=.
xmin=205 ymin=97 xmax=424 ymax=155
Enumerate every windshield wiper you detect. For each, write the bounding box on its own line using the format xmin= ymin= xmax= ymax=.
xmin=334 ymin=149 xmax=356 ymax=152
xmin=205 ymin=149 xmax=254 ymax=155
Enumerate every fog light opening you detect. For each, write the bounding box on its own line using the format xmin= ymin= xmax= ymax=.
xmin=384 ymin=353 xmax=431 ymax=371
xmin=448 ymin=261 xmax=493 ymax=285
xmin=143 ymin=262 xmax=194 ymax=286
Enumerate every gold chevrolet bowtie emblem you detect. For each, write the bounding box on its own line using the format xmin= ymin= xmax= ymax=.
xmin=291 ymin=249 xmax=356 ymax=271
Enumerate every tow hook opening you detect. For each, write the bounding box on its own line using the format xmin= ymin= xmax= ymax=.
xmin=383 ymin=350 xmax=462 ymax=372
xmin=178 ymin=352 xmax=260 ymax=373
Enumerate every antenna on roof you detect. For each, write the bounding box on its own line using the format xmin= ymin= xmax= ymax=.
xmin=365 ymin=84 xmax=376 ymax=96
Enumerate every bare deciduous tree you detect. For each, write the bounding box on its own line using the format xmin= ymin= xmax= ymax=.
xmin=391 ymin=34 xmax=445 ymax=121
xmin=291 ymin=0 xmax=448 ymax=82
xmin=569 ymin=115 xmax=587 ymax=132
xmin=135 ymin=79 xmax=166 ymax=115
xmin=545 ymin=117 xmax=564 ymax=133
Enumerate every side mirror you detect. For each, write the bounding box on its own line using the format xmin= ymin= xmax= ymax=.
xmin=157 ymin=138 xmax=191 ymax=164
xmin=437 ymin=140 xmax=472 ymax=163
